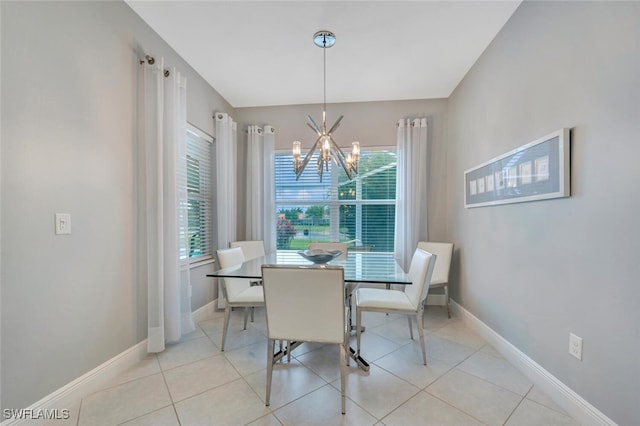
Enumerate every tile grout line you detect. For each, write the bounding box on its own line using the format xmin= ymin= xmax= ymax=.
xmin=451 ymin=362 xmax=533 ymax=399
xmin=501 ymin=394 xmax=527 ymax=425
xmin=376 ymin=387 xmax=427 ymax=424
xmin=145 ymin=353 xmax=181 ymax=426
xmin=74 ymin=398 xmax=83 ymax=426
xmin=521 ymin=393 xmax=577 ymax=420
xmin=89 ymin=308 xmax=572 ymax=425
xmin=420 ymin=389 xmax=490 ymax=425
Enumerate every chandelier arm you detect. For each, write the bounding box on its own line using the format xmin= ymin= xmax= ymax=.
xmin=307 ymin=115 xmax=322 ymax=135
xmin=317 ymin=153 xmax=326 ymax=182
xmin=330 ymin=136 xmax=354 ymax=180
xmin=306 ymin=122 xmax=322 ymax=136
xmin=327 ymin=115 xmax=344 ymax=136
xmin=295 ymin=137 xmax=322 ymax=180
xmin=330 ymin=136 xmax=349 ymax=159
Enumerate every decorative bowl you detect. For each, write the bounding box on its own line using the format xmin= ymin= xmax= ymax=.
xmin=297 ymin=249 xmax=343 ymax=264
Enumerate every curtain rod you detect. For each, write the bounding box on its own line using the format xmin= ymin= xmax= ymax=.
xmin=140 ymin=55 xmax=170 ymax=77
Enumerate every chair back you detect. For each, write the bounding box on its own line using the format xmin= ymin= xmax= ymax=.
xmin=217 ymin=247 xmax=248 ymax=299
xmin=230 ymin=240 xmax=266 ymax=261
xmin=308 ymin=242 xmax=348 ymax=260
xmin=261 ymin=265 xmax=345 ymax=343
xmin=403 ymin=248 xmax=436 ymax=309
xmin=417 ymin=241 xmax=453 ymax=286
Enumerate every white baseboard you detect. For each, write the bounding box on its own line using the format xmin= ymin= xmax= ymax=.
xmin=450 ymin=300 xmax=616 ymax=426
xmin=1 ymin=300 xmax=220 ymax=426
xmin=192 ymin=299 xmax=219 ymax=323
xmin=425 ymin=294 xmax=446 ymax=306
xmin=1 ymin=339 xmax=149 ymax=426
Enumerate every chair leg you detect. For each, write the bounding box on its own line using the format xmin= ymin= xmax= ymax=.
xmin=416 ymin=311 xmax=427 ymax=365
xmin=345 ymin=327 xmax=350 ymax=367
xmin=243 ymin=307 xmax=249 ymax=330
xmin=445 ymin=285 xmax=451 ymax=318
xmin=356 ymin=308 xmax=363 ymax=356
xmin=287 ymin=340 xmax=292 ymax=362
xmin=221 ymin=306 xmax=232 ymax=351
xmin=339 ymin=343 xmax=347 ymax=415
xmin=347 ymin=293 xmax=353 ymax=331
xmin=385 ymin=284 xmax=391 ymax=315
xmin=407 ymin=315 xmax=414 ymax=340
xmin=251 ymin=306 xmax=255 ymax=322
xmin=266 ymin=339 xmax=275 ymax=406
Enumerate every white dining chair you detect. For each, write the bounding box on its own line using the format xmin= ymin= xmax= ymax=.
xmin=216 ymin=247 xmax=264 ymax=351
xmin=308 ymin=241 xmax=348 ymax=260
xmin=417 ymin=241 xmax=454 ymax=318
xmin=261 ymin=264 xmax=349 ymax=414
xmin=355 ymin=248 xmax=436 ymax=365
xmin=308 ymin=241 xmax=352 ymax=327
xmin=229 ymin=240 xmax=267 ymax=320
xmin=230 ymin=240 xmax=266 ymax=260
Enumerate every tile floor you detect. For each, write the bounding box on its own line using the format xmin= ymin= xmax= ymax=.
xmin=34 ymin=306 xmax=579 ymax=425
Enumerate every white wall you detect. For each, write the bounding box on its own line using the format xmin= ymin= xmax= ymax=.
xmin=447 ymin=2 xmax=640 ymax=424
xmin=1 ymin=0 xmax=231 ymax=411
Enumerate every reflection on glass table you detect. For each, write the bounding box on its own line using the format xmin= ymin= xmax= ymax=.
xmin=208 ymin=250 xmax=412 ymax=371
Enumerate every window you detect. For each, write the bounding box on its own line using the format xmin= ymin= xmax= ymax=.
xmin=274 ymin=148 xmax=396 ymax=253
xmin=184 ymin=124 xmax=214 ymax=260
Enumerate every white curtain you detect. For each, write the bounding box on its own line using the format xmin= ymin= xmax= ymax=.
xmin=394 ymin=118 xmax=429 ymax=270
xmin=138 ymin=57 xmax=195 ymax=353
xmin=215 ymin=113 xmax=238 ymax=249
xmin=246 ymin=125 xmax=276 ymax=253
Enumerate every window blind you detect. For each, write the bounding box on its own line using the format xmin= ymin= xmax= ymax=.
xmin=274 ymin=149 xmax=396 ymax=253
xmin=184 ymin=124 xmax=214 ymax=260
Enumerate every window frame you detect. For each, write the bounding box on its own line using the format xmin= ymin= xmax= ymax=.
xmin=274 ymin=145 xmax=397 ymax=253
xmin=183 ymin=123 xmax=215 ymax=266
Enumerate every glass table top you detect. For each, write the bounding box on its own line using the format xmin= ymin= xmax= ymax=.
xmin=207 ymin=251 xmax=412 ymax=285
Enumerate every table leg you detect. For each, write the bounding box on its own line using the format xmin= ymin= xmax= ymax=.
xmin=345 ymin=291 xmax=369 ymax=371
xmin=349 ymin=347 xmax=370 ymax=371
xmin=275 ymin=341 xmax=370 ymax=372
xmin=347 ymin=292 xmax=365 ymax=333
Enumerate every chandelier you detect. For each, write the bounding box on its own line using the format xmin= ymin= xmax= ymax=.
xmin=292 ymin=30 xmax=360 ymax=182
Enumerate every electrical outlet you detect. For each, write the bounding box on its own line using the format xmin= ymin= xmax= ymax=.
xmin=569 ymin=333 xmax=583 ymax=360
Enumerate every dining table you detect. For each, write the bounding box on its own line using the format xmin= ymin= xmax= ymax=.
xmin=208 ymin=250 xmax=412 ymax=371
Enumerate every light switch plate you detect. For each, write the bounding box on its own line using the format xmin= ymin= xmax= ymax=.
xmin=55 ymin=213 xmax=71 ymax=235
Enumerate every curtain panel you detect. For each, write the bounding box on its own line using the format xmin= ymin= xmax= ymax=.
xmin=394 ymin=118 xmax=429 ymax=270
xmin=215 ymin=113 xmax=238 ymax=249
xmin=246 ymin=125 xmax=276 ymax=253
xmin=138 ymin=57 xmax=195 ymax=353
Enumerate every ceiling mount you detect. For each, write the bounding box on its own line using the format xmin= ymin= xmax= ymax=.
xmin=313 ymin=30 xmax=336 ymax=48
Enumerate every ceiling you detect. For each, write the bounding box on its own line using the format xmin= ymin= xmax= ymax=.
xmin=126 ymin=1 xmax=522 ymax=108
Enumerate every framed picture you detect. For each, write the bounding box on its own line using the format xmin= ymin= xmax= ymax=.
xmin=464 ymin=128 xmax=570 ymax=208
xmin=477 ymin=177 xmax=485 ymax=194
xmin=519 ymin=161 xmax=532 ymax=185
xmin=485 ymin=174 xmax=494 ymax=192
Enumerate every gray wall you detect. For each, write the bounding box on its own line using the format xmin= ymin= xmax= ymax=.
xmin=236 ymin=99 xmax=450 ymax=242
xmin=446 ymin=2 xmax=639 ymax=424
xmin=1 ymin=0 xmax=231 ymax=410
